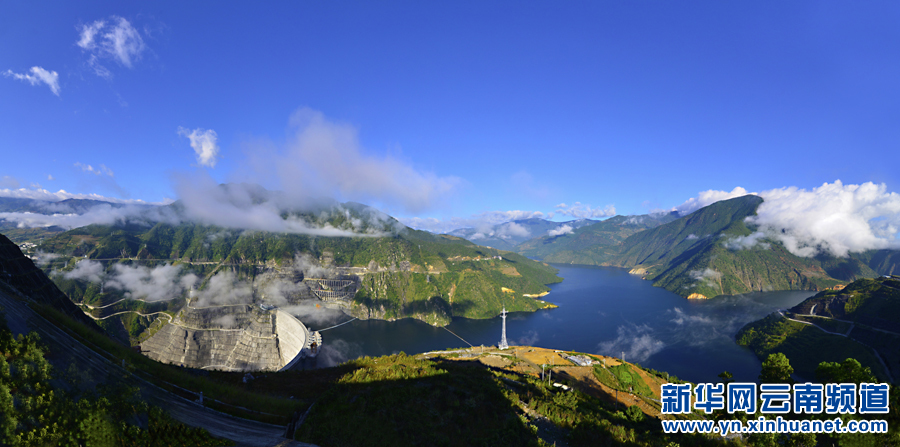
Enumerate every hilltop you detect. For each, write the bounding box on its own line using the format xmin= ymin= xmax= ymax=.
xmin=25 ymin=194 xmax=560 ymax=346
xmin=4 ymin=240 xmax=896 ymax=446
xmin=448 ymin=218 xmax=598 ymax=251
xmin=516 ymin=212 xmax=679 ymax=264
xmin=512 ymin=195 xmax=899 ymax=299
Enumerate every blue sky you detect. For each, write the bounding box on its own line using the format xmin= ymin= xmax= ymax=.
xmin=2 ymin=1 xmax=899 ymax=234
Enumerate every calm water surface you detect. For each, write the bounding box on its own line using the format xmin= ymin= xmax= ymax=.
xmin=306 ymin=265 xmax=813 ymax=383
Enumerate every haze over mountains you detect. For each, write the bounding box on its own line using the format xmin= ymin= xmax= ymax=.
xmin=2 ymin=184 xmax=561 ymax=350
xmin=3 ymin=181 xmax=900 ymax=307
xmin=445 ymin=193 xmax=900 ymax=299
xmin=446 ymin=218 xmax=598 ymax=251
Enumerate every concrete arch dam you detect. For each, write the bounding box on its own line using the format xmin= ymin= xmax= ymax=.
xmin=140 ymin=306 xmax=312 ymax=372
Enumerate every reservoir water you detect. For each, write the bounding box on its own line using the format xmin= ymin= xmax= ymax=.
xmin=307 ymin=265 xmax=814 ymax=384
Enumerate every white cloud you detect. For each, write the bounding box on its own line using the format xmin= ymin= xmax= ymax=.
xmin=0 ymin=187 xmax=168 ymax=205
xmin=87 ymin=55 xmax=112 ymax=79
xmin=248 ymin=107 xmax=462 ymax=214
xmin=547 ymin=224 xmax=574 ymax=237
xmin=32 ymin=251 xmax=61 ymax=267
xmin=178 ymin=127 xmax=220 ymax=168
xmin=63 ymin=259 xmax=106 ymax=283
xmin=674 ymin=187 xmax=754 ymax=215
xmin=723 ymin=231 xmax=770 ymax=251
xmin=668 ymin=307 xmax=714 ymax=326
xmin=0 ymin=182 xmax=399 ymax=237
xmin=77 ymin=20 xmax=105 ymax=49
xmin=748 ymin=181 xmax=900 ymax=257
xmin=191 ymin=270 xmax=253 ymax=307
xmin=58 ymin=260 xmax=197 ymax=302
xmin=0 ymin=203 xmax=180 ymax=230
xmin=3 ymin=67 xmax=61 ymax=96
xmin=77 ymin=16 xmax=146 ymax=77
xmin=106 ymin=263 xmax=198 ymax=302
xmin=172 ymin=175 xmax=398 ymax=236
xmin=75 ymin=162 xmax=114 ymax=177
xmin=399 ymin=210 xmax=547 ymax=234
xmin=47 ymin=174 xmax=54 ymax=181
xmin=554 ymin=201 xmax=616 ymax=219
xmin=491 ymin=222 xmax=531 ymax=239
xmin=689 ymin=268 xmax=722 ymax=288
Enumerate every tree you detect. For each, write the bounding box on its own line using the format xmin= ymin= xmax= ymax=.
xmin=759 ymin=353 xmax=793 ymax=384
xmin=815 ymin=358 xmax=876 ymax=384
xmin=625 ymin=404 xmax=645 ymax=423
xmin=718 ymin=371 xmax=734 ymax=385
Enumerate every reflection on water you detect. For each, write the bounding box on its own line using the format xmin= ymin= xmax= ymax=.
xmin=298 ymin=265 xmax=813 ymax=384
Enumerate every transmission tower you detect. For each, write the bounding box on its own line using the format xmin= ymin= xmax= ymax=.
xmin=498 ymin=307 xmax=509 ymax=350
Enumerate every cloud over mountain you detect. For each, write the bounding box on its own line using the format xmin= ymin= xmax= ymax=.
xmin=554 ymin=202 xmax=616 ymax=219
xmin=674 ymin=187 xmax=754 ymax=215
xmin=239 ymin=107 xmax=462 ymax=215
xmin=400 ymin=210 xmax=548 ymax=234
xmin=547 ymin=224 xmax=574 ymax=237
xmin=750 ymin=181 xmax=900 ymax=257
xmin=0 ymin=188 xmax=165 ymax=205
xmin=678 ymin=181 xmax=900 ymax=257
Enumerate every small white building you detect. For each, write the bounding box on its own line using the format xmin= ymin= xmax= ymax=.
xmin=565 ymin=355 xmax=595 ymax=367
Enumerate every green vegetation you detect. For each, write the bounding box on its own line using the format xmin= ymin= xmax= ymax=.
xmin=593 ymin=363 xmax=654 ymax=397
xmin=517 ymin=213 xmax=678 ymax=264
xmin=738 ymin=276 xmax=900 ymax=381
xmin=759 ymin=353 xmax=793 ymax=384
xmin=36 ymin=208 xmax=562 ymax=328
xmin=743 ymin=354 xmax=900 ymax=447
xmin=296 ymin=352 xmax=720 ymax=447
xmin=10 ymin=285 xmax=898 ymax=446
xmin=736 ymin=313 xmax=888 ymax=382
xmin=33 ymin=304 xmax=306 ymax=425
xmin=816 ymin=358 xmax=876 ymax=384
xmin=0 ymin=308 xmax=231 ymax=446
xmin=517 ymin=195 xmax=898 ymax=300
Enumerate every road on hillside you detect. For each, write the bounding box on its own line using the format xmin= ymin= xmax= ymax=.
xmin=0 ymin=290 xmax=316 ymax=447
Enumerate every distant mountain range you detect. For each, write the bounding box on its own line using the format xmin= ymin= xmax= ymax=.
xmin=600 ymin=195 xmax=895 ymax=298
xmin=5 ymin=188 xmax=900 ymax=310
xmin=4 ymin=189 xmax=561 ymax=339
xmin=516 ymin=212 xmax=680 ymax=263
xmin=446 ymin=218 xmax=598 ymax=251
xmin=448 ymin=195 xmax=900 ymax=299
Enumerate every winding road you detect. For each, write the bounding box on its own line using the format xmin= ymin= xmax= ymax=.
xmin=778 ymin=310 xmax=894 ymax=382
xmin=0 ymin=290 xmax=316 ymax=447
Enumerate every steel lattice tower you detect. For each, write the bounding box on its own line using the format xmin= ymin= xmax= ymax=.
xmin=498 ymin=307 xmax=509 ymax=350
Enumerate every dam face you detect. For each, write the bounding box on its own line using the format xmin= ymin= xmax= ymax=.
xmin=274 ymin=310 xmax=308 ymax=370
xmin=140 ymin=305 xmax=310 ymax=371
xmin=138 ymin=268 xmax=355 ymax=371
